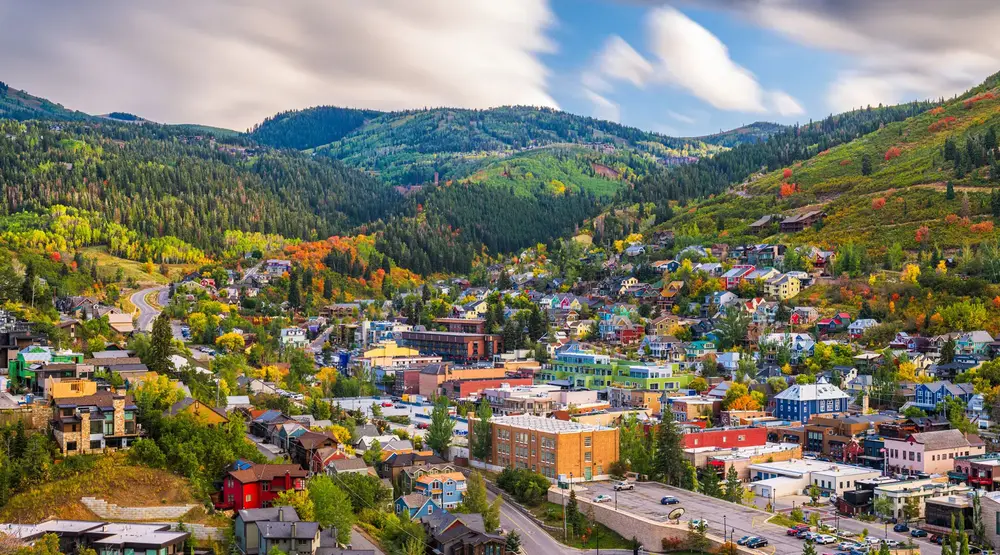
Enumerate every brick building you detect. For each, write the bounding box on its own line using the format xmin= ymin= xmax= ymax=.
xmin=417 ymin=363 xmax=510 ymax=398
xmin=400 ymin=330 xmax=502 ymax=363
xmin=681 ymin=426 xmax=767 ymax=450
xmin=440 ymin=377 xmax=533 ymax=401
xmin=469 ymin=414 xmax=619 ymax=481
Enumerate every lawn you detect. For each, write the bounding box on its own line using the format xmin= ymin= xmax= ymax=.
xmin=526 ymin=501 xmax=635 ymax=550
xmin=81 ymin=246 xmax=199 ymax=285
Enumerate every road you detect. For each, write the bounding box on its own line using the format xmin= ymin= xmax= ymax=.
xmin=131 ymin=286 xmax=168 ymax=332
xmin=306 ymin=324 xmax=335 ymax=354
xmin=489 ymin=490 xmax=633 ymax=555
xmin=350 ymin=527 xmax=385 ymax=554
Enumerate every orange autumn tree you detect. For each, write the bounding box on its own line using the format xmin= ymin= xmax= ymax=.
xmin=782 ymin=168 xmax=793 ymax=179
xmin=726 ymin=395 xmax=761 ymax=411
xmin=779 ymin=183 xmax=798 ymax=197
xmin=884 ymin=147 xmax=902 ymax=161
xmin=871 ymin=197 xmax=886 ymax=210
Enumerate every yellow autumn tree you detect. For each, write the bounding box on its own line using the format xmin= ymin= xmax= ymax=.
xmin=901 ymin=264 xmax=921 ymax=284
xmin=936 ymin=260 xmax=947 ymax=274
xmin=215 ymin=332 xmax=246 ymax=353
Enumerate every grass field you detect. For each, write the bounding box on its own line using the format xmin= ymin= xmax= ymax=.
xmin=0 ymin=455 xmax=211 ymax=523
xmin=81 ymin=246 xmax=199 ymax=285
xmin=527 ymin=501 xmax=635 ymax=550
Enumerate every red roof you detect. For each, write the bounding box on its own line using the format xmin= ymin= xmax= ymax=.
xmin=228 ymin=463 xmax=307 ymax=483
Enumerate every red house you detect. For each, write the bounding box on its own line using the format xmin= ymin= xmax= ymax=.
xmin=217 ymin=463 xmax=308 ymax=510
xmin=680 ymin=426 xmax=767 ymax=449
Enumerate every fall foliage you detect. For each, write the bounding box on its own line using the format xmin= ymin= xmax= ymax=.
xmin=884 ymin=146 xmax=902 ymax=161
xmin=782 ymin=168 xmax=793 ymax=179
xmin=871 ymin=198 xmax=886 ymax=210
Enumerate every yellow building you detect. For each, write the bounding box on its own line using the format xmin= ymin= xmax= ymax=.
xmin=45 ymin=378 xmax=98 ymax=400
xmin=361 ymin=341 xmax=442 ymax=370
xmin=764 ymin=274 xmax=801 ymax=300
xmin=164 ymin=398 xmax=229 ymax=426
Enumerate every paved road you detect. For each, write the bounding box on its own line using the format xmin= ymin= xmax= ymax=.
xmin=131 ymin=286 xmax=168 ymax=332
xmin=350 ymin=527 xmax=385 ymax=554
xmin=306 ymin=324 xmax=335 ymax=354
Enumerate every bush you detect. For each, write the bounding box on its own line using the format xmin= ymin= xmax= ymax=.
xmin=496 ymin=467 xmax=551 ymax=506
xmin=608 ymin=460 xmax=630 ymax=479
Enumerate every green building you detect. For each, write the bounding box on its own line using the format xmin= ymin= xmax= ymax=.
xmin=536 ymin=343 xmax=695 ymax=391
xmin=8 ymin=345 xmax=84 ymax=391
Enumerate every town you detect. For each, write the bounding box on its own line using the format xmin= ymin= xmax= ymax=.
xmin=3 ymin=232 xmax=1000 ymax=555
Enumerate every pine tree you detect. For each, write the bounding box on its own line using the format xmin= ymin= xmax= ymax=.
xmin=724 ymin=465 xmax=743 ymax=503
xmin=287 ymin=269 xmax=301 ymax=309
xmin=699 ymin=467 xmax=721 ymax=498
xmin=147 ymin=313 xmax=173 ymax=374
xmin=802 ymin=540 xmax=818 ymax=555
xmin=861 ymin=154 xmax=873 ymax=176
xmin=946 ymin=181 xmax=956 ymax=200
xmin=21 ymin=263 xmax=35 ymax=304
xmin=653 ymin=418 xmax=687 ymax=487
xmin=426 ymin=396 xmax=454 ymax=456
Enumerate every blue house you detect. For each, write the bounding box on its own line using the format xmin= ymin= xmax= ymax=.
xmin=913 ymin=381 xmax=975 ymax=411
xmin=413 ymin=472 xmax=467 ymax=509
xmin=773 ymin=383 xmax=850 ymax=423
xmin=395 ymin=493 xmax=443 ymax=519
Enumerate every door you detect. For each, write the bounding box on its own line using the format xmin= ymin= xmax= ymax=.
xmin=584 ymin=467 xmax=593 ymax=481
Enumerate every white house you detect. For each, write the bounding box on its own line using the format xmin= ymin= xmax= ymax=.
xmin=280 ymin=327 xmax=308 ymax=348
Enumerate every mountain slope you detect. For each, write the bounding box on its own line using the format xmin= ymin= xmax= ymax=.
xmin=249 ymin=106 xmax=381 ymax=150
xmin=648 ymin=71 xmax=1000 ymax=255
xmin=0 ymin=81 xmax=91 ymax=121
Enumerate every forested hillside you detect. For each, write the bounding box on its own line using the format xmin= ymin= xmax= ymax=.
xmin=249 ymin=106 xmax=381 ymax=150
xmin=0 ymin=119 xmax=402 ymax=251
xmin=644 ymin=71 xmax=1000 ymax=271
xmin=0 ymin=81 xmax=91 ymax=121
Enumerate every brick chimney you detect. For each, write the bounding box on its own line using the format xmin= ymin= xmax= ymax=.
xmin=285 ymin=470 xmax=291 ymax=491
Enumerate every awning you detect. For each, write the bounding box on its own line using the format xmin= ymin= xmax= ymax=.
xmin=947 ymin=471 xmax=968 ymax=481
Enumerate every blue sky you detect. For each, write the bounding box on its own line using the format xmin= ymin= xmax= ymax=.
xmin=0 ymin=0 xmax=996 ymax=132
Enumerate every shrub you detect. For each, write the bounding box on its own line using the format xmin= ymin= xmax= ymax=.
xmin=496 ymin=467 xmax=551 ymax=506
xmin=884 ymin=147 xmax=902 ymax=161
xmin=928 ymin=116 xmax=957 ymax=132
xmin=929 ymin=106 xmax=945 ymax=115
xmin=945 ymin=213 xmax=960 ymax=224
xmin=779 ymin=183 xmax=798 ymax=197
xmin=971 ymin=221 xmax=995 ymax=233
xmin=782 ymin=168 xmax=793 ymax=179
xmin=608 ymin=460 xmax=630 ymax=478
xmin=840 ymin=159 xmax=852 ymax=166
xmin=871 ymin=198 xmax=886 ymax=210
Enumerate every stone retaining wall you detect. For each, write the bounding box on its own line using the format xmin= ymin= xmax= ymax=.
xmin=81 ymin=497 xmax=199 ymax=521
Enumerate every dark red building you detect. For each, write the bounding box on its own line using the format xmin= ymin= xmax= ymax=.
xmin=680 ymin=426 xmax=767 ymax=450
xmin=217 ymin=463 xmax=308 ymax=510
xmin=434 ymin=318 xmax=486 ymax=334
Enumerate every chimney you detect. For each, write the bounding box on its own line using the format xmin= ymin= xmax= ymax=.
xmin=285 ymin=470 xmax=291 ymax=491
xmin=291 ymin=522 xmax=297 ymax=538
xmin=862 ymin=393 xmax=869 ymax=414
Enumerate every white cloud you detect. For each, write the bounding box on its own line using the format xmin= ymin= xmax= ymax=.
xmin=667 ymin=110 xmax=696 ymax=124
xmin=0 ymin=0 xmax=558 ymax=129
xmin=768 ymin=90 xmax=805 ymax=116
xmin=584 ymin=89 xmax=621 ymax=123
xmin=581 ymin=5 xmax=802 ymax=122
xmin=649 ymin=0 xmax=1000 ymax=111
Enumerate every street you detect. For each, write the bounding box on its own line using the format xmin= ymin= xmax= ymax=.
xmin=131 ymin=286 xmax=168 ymax=332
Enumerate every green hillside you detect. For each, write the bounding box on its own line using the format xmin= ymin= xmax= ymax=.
xmin=650 ymin=71 xmax=1000 ymax=255
xmin=0 ymin=81 xmax=91 ymax=121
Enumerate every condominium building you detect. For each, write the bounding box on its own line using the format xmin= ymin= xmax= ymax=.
xmin=469 ymin=414 xmax=619 ymax=481
xmin=537 ymin=343 xmax=693 ymax=391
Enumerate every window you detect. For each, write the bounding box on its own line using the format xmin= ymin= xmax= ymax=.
xmin=227 ymin=495 xmax=234 ymax=504
xmin=262 ymin=482 xmax=270 ymax=492
xmin=584 ymin=436 xmax=592 ymax=447
xmin=66 ymin=441 xmax=77 ymax=451
xmin=90 ymin=440 xmax=102 ymax=450
xmin=585 ymin=452 xmax=592 ymax=462
xmin=245 ymin=494 xmax=252 ymax=502
xmin=917 ymin=453 xmax=921 ymax=462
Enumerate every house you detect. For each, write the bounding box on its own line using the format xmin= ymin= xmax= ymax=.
xmin=624 ymin=245 xmax=645 ymax=257
xmin=764 ymin=274 xmax=801 ymax=300
xmin=280 ymin=328 xmax=308 ymax=349
xmin=218 ymin=463 xmax=308 ymax=511
xmin=745 ymin=267 xmax=780 ymax=283
xmin=958 ymin=331 xmax=994 ymax=356
xmin=748 ymin=214 xmax=780 ymax=234
xmin=722 ymin=265 xmax=755 ymax=290
xmin=760 ymin=332 xmax=815 ymax=363
xmin=378 ymin=451 xmax=448 ymax=482
xmin=848 ymin=319 xmax=879 ymax=340
xmin=817 ymin=312 xmax=852 ymax=334
xmin=773 ymin=383 xmax=850 ymax=423
xmin=882 ymin=429 xmax=985 ymax=476
xmin=705 ymin=291 xmax=738 ymax=311
xmin=652 ymin=260 xmax=680 ymax=273
xmin=790 ymin=307 xmax=819 ymax=326
xmin=395 ymin=494 xmax=442 ymax=519
xmin=780 ymin=210 xmax=825 ymax=233
xmin=325 ymin=458 xmax=372 ymax=476
xmin=912 ymin=381 xmax=975 ymax=411
xmin=50 ymin=391 xmax=140 ymax=454
xmin=640 ymin=335 xmax=684 ymax=362
xmin=291 ymin=431 xmax=340 ymax=470
xmin=752 ymin=301 xmax=779 ymax=326
xmin=685 ymin=340 xmax=717 ymax=362
xmin=235 ymin=506 xmax=300 ymax=555
xmin=421 ymin=512 xmax=506 ymax=555
xmin=164 ymin=397 xmax=229 ymax=426
xmin=258 ymin=521 xmax=320 ymax=555
xmin=0 ymin=520 xmax=190 ymax=555
xmin=413 ymin=471 xmax=467 ymax=509
xmin=658 ymin=281 xmax=685 ymax=309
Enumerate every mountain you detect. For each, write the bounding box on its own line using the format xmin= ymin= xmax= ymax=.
xmin=696 ymin=122 xmax=785 ymax=148
xmin=0 ymin=81 xmax=91 ymax=121
xmin=249 ymin=106 xmax=381 ymax=150
xmin=642 ymin=71 xmax=1000 ymax=260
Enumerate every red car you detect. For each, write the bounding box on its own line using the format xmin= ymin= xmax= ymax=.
xmin=787 ymin=525 xmax=810 ymax=536
xmin=381 ymin=402 xmax=393 ymax=407
xmin=416 ymin=422 xmax=429 ymax=430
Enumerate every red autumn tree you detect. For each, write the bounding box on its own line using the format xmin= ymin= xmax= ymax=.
xmin=915 ymin=225 xmax=931 ymax=244
xmin=782 ymin=168 xmax=793 ymax=179
xmin=871 ymin=198 xmax=886 ymax=210
xmin=884 ymin=147 xmax=902 ymax=161
xmin=779 ymin=183 xmax=798 ymax=197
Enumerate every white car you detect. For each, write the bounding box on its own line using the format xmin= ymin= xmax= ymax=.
xmin=613 ymin=481 xmax=635 ymax=491
xmin=815 ymin=535 xmax=837 ymax=545
xmin=593 ymin=494 xmax=612 ymax=503
xmin=690 ymin=519 xmax=709 ymax=528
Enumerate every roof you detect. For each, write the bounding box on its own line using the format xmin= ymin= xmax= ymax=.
xmin=52 ymin=391 xmax=133 ymax=410
xmin=228 ymin=463 xmax=308 ymax=483
xmin=328 ymin=458 xmax=370 ymax=472
xmin=164 ymin=397 xmax=228 ymax=420
xmin=900 ymin=429 xmax=981 ymax=451
xmin=488 ymin=414 xmax=613 ymax=433
xmin=237 ymin=506 xmax=299 ymax=523
xmin=258 ymin=521 xmax=319 ymax=540
xmin=398 ymin=493 xmax=433 ymax=508
xmin=774 ymin=383 xmax=850 ymax=402
xmin=415 ymin=472 xmax=466 ymax=484
xmin=295 ymin=431 xmax=338 ymax=449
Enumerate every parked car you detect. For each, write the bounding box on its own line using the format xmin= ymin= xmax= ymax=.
xmin=416 ymin=422 xmax=429 ymax=430
xmin=836 ymin=530 xmax=857 ymax=538
xmin=660 ymin=496 xmax=679 ymax=505
xmin=929 ymin=534 xmax=944 ymax=545
xmin=747 ymin=538 xmax=769 ymax=549
xmin=381 ymin=401 xmax=393 ymax=407
xmin=690 ymin=519 xmax=709 ymax=528
xmin=788 ymin=525 xmax=811 ymax=536
xmin=838 ymin=542 xmax=862 ymax=551
xmin=613 ymin=481 xmax=635 ymax=491
xmin=884 ymin=540 xmax=901 ymax=548
xmin=394 ymin=404 xmax=405 ymax=409
xmin=797 ymin=530 xmax=816 ymax=540
xmin=893 ymin=523 xmax=909 ymax=533
xmin=737 ymin=536 xmax=754 ymax=546
xmin=816 ymin=535 xmax=837 ymax=545
xmin=593 ymin=495 xmax=612 ymax=504
xmin=911 ymin=529 xmax=928 ymax=538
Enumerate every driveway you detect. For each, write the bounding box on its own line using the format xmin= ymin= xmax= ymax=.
xmin=131 ymin=286 xmax=167 ymax=332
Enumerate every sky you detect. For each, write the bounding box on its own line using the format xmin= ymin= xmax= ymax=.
xmin=1 ymin=0 xmax=999 ymax=136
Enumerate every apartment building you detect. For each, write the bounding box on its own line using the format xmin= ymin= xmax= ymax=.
xmin=537 ymin=343 xmax=693 ymax=391
xmin=882 ymin=429 xmax=985 ymax=475
xmin=469 ymin=414 xmax=619 ymax=481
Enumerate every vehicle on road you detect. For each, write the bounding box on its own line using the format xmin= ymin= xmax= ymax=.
xmin=593 ymin=495 xmax=612 ymax=504
xmin=815 ymin=535 xmax=837 ymax=545
xmin=737 ymin=536 xmax=754 ymax=546
xmin=416 ymin=423 xmax=429 ymax=430
xmin=394 ymin=404 xmax=405 ymax=409
xmin=613 ymin=481 xmax=635 ymax=491
xmin=690 ymin=519 xmax=709 ymax=528
xmin=929 ymin=534 xmax=943 ymax=545
xmin=787 ymin=525 xmax=811 ymax=536
xmin=747 ymin=538 xmax=768 ymax=549
xmin=836 ymin=530 xmax=857 ymax=538
xmin=911 ymin=529 xmax=928 ymax=538
xmin=381 ymin=401 xmax=393 ymax=407
xmin=660 ymin=496 xmax=679 ymax=505
xmin=893 ymin=523 xmax=909 ymax=533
